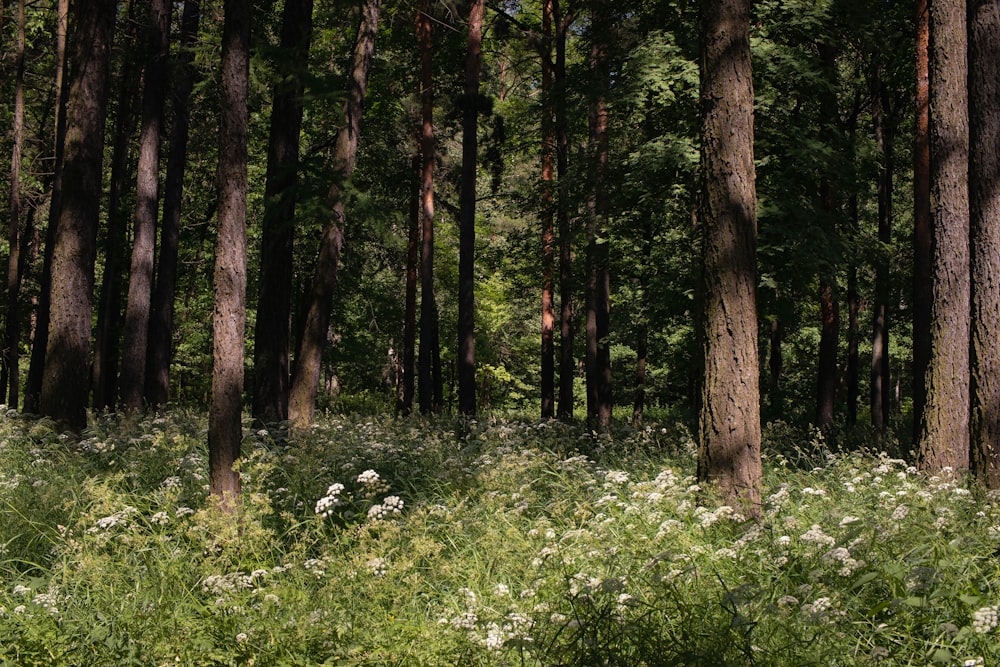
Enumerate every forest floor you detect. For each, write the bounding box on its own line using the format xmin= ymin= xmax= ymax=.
xmin=0 ymin=407 xmax=998 ymax=666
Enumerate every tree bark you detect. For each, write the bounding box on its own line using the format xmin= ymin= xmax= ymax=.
xmin=969 ymin=0 xmax=1000 ymax=487
xmin=3 ymin=0 xmax=26 ymax=407
xmin=397 ymin=153 xmax=420 ymax=415
xmin=40 ymin=0 xmax=117 ymax=430
xmin=252 ymin=0 xmax=313 ymax=423
xmin=457 ymin=0 xmax=484 ymax=417
xmin=119 ymin=0 xmax=170 ymax=411
xmin=209 ymin=0 xmax=250 ymax=505
xmin=917 ymin=0 xmax=969 ymax=474
xmin=287 ymin=0 xmax=381 ymax=426
xmin=145 ymin=0 xmax=202 ymax=408
xmin=912 ymin=0 xmax=932 ymax=447
xmin=870 ymin=59 xmax=892 ymax=431
xmin=555 ymin=0 xmax=574 ymax=420
xmin=539 ymin=0 xmax=556 ymax=420
xmin=697 ymin=0 xmax=761 ymax=516
xmin=24 ymin=0 xmax=69 ymax=414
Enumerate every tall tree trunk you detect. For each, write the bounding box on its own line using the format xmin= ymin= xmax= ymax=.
xmin=416 ymin=0 xmax=438 ymax=415
xmin=3 ymin=0 xmax=26 ymax=407
xmin=287 ymin=0 xmax=381 ymax=426
xmin=768 ymin=309 xmax=783 ymax=415
xmin=24 ymin=0 xmax=69 ymax=414
xmin=397 ymin=153 xmax=420 ymax=415
xmin=585 ymin=2 xmax=612 ymax=432
xmin=252 ymin=0 xmax=313 ymax=423
xmin=91 ymin=0 xmax=139 ymax=411
xmin=846 ymin=220 xmax=860 ymax=427
xmin=917 ymin=0 xmax=969 ymax=474
xmin=633 ymin=323 xmax=647 ymax=423
xmin=209 ymin=0 xmax=250 ymax=505
xmin=969 ymin=0 xmax=1000 ymax=487
xmin=539 ymin=0 xmax=556 ymax=420
xmin=119 ymin=0 xmax=170 ymax=411
xmin=697 ymin=0 xmax=761 ymax=516
xmin=145 ymin=0 xmax=202 ymax=408
xmin=870 ymin=62 xmax=893 ymax=431
xmin=912 ymin=0 xmax=932 ymax=446
xmin=40 ymin=0 xmax=117 ymax=430
xmin=457 ymin=0 xmax=484 ymax=417
xmin=555 ymin=0 xmax=574 ymax=420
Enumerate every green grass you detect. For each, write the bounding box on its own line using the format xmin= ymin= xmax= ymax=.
xmin=1 ymin=408 xmax=999 ymax=666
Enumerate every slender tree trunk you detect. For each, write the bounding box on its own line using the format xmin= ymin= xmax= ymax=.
xmin=768 ymin=310 xmax=783 ymax=415
xmin=585 ymin=2 xmax=612 ymax=432
xmin=145 ymin=0 xmax=201 ymax=408
xmin=287 ymin=0 xmax=381 ymax=426
xmin=119 ymin=0 xmax=170 ymax=411
xmin=969 ymin=0 xmax=1000 ymax=487
xmin=846 ymin=223 xmax=860 ymax=427
xmin=416 ymin=0 xmax=438 ymax=415
xmin=209 ymin=0 xmax=250 ymax=505
xmin=40 ymin=0 xmax=118 ymax=430
xmin=397 ymin=153 xmax=419 ymax=415
xmin=815 ymin=278 xmax=839 ymax=430
xmin=917 ymin=0 xmax=969 ymax=474
xmin=539 ymin=0 xmax=556 ymax=420
xmin=912 ymin=0 xmax=932 ymax=446
xmin=252 ymin=0 xmax=313 ymax=423
xmin=870 ymin=62 xmax=892 ymax=431
xmin=457 ymin=0 xmax=484 ymax=417
xmin=91 ymin=0 xmax=138 ymax=411
xmin=3 ymin=0 xmax=26 ymax=407
xmin=24 ymin=0 xmax=69 ymax=414
xmin=697 ymin=0 xmax=761 ymax=516
xmin=555 ymin=0 xmax=574 ymax=420
xmin=633 ymin=323 xmax=647 ymax=423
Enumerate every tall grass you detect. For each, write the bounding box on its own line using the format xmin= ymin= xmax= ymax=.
xmin=1 ymin=408 xmax=999 ymax=666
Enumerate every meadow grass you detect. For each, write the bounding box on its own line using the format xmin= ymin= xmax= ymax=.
xmin=1 ymin=407 xmax=1000 ymax=666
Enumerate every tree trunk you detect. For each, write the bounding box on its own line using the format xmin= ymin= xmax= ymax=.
xmin=969 ymin=0 xmax=1000 ymax=487
xmin=912 ymin=0 xmax=932 ymax=447
xmin=287 ymin=0 xmax=381 ymax=426
xmin=917 ymin=0 xmax=969 ymax=474
xmin=632 ymin=323 xmax=647 ymax=423
xmin=457 ymin=0 xmax=484 ymax=417
xmin=119 ymin=0 xmax=170 ymax=411
xmin=145 ymin=0 xmax=202 ymax=408
xmin=697 ymin=0 xmax=761 ymax=516
xmin=416 ymin=0 xmax=438 ymax=415
xmin=870 ymin=59 xmax=892 ymax=431
xmin=555 ymin=0 xmax=574 ymax=420
xmin=768 ymin=310 xmax=783 ymax=415
xmin=539 ymin=0 xmax=556 ymax=420
xmin=208 ymin=0 xmax=250 ymax=505
xmin=252 ymin=0 xmax=313 ymax=423
xmin=397 ymin=153 xmax=419 ymax=415
xmin=91 ymin=0 xmax=138 ymax=412
xmin=3 ymin=0 xmax=26 ymax=407
xmin=846 ymin=234 xmax=859 ymax=427
xmin=24 ymin=0 xmax=69 ymax=414
xmin=40 ymin=0 xmax=118 ymax=430
xmin=815 ymin=278 xmax=839 ymax=430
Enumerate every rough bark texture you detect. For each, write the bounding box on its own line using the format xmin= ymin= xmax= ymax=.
xmin=208 ymin=0 xmax=250 ymax=505
xmin=969 ymin=0 xmax=1000 ymax=487
xmin=457 ymin=0 xmax=484 ymax=417
xmin=24 ymin=0 xmax=69 ymax=414
xmin=287 ymin=0 xmax=380 ymax=426
xmin=120 ymin=0 xmax=170 ymax=411
xmin=40 ymin=0 xmax=117 ymax=430
xmin=91 ymin=0 xmax=138 ymax=411
xmin=815 ymin=278 xmax=838 ymax=430
xmin=253 ymin=0 xmax=313 ymax=423
xmin=870 ymin=62 xmax=892 ymax=430
xmin=917 ymin=0 xmax=970 ymax=474
xmin=3 ymin=0 xmax=25 ymax=407
xmin=697 ymin=0 xmax=761 ymax=515
xmin=416 ymin=0 xmax=439 ymax=415
xmin=539 ymin=0 xmax=555 ymax=420
xmin=397 ymin=153 xmax=420 ymax=415
xmin=555 ymin=0 xmax=574 ymax=420
xmin=145 ymin=0 xmax=201 ymax=408
xmin=912 ymin=0 xmax=932 ymax=447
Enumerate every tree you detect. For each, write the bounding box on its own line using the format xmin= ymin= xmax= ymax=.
xmin=287 ymin=0 xmax=382 ymax=426
xmin=119 ymin=0 xmax=170 ymax=411
xmin=969 ymin=0 xmax=1000 ymax=487
xmin=253 ymin=0 xmax=314 ymax=423
xmin=912 ymin=0 xmax=932 ymax=447
xmin=697 ymin=0 xmax=761 ymax=515
xmin=397 ymin=153 xmax=420 ymax=415
xmin=457 ymin=0 xmax=485 ymax=417
xmin=555 ymin=0 xmax=574 ymax=420
xmin=870 ymin=56 xmax=893 ymax=430
xmin=145 ymin=0 xmax=202 ymax=408
xmin=539 ymin=0 xmax=556 ymax=420
xmin=917 ymin=0 xmax=969 ymax=473
xmin=39 ymin=0 xmax=118 ymax=429
xmin=208 ymin=0 xmax=250 ymax=504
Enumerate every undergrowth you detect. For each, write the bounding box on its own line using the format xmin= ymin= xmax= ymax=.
xmin=1 ymin=408 xmax=999 ymax=666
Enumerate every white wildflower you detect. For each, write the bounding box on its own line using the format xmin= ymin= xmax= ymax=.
xmin=972 ymin=606 xmax=999 ymax=634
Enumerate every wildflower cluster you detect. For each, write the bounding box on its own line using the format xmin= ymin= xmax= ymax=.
xmin=313 ymin=469 xmax=403 ymax=525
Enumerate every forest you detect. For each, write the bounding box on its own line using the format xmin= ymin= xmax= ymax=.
xmin=3 ymin=0 xmax=1000 ymax=662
